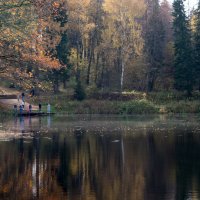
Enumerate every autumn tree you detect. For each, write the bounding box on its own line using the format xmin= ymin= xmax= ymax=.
xmin=0 ymin=0 xmax=36 ymax=71
xmin=145 ymin=0 xmax=165 ymax=92
xmin=102 ymin=0 xmax=145 ymax=91
xmin=85 ymin=0 xmax=104 ymax=86
xmin=67 ymin=0 xmax=92 ymax=77
xmin=37 ymin=1 xmax=69 ymax=92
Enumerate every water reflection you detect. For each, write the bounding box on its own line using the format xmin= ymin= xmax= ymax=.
xmin=47 ymin=115 xmax=51 ymax=128
xmin=19 ymin=116 xmax=25 ymax=133
xmin=0 ymin=115 xmax=199 ymax=199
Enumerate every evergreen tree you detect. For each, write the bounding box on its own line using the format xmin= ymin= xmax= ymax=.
xmin=54 ymin=3 xmax=70 ymax=89
xmin=56 ymin=31 xmax=70 ymax=88
xmin=57 ymin=32 xmax=69 ymax=65
xmin=173 ymin=0 xmax=194 ymax=96
xmin=194 ymin=0 xmax=200 ymax=91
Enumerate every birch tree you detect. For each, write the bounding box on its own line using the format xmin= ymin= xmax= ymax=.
xmin=103 ymin=0 xmax=145 ymax=90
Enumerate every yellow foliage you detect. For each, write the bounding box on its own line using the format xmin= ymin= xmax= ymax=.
xmin=101 ymin=0 xmax=146 ymax=65
xmin=103 ymin=0 xmax=146 ymax=18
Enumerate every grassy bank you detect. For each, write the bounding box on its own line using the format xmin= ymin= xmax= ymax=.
xmin=29 ymin=91 xmax=200 ymax=114
xmin=53 ymin=99 xmax=159 ymax=114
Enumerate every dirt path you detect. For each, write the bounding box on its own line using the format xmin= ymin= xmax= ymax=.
xmin=0 ymin=86 xmax=18 ymax=95
xmin=0 ymin=86 xmax=38 ymax=110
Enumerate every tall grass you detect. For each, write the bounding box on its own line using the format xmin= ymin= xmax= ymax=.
xmin=119 ymin=99 xmax=159 ymax=114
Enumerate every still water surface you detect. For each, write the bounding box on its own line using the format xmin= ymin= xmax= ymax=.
xmin=0 ymin=115 xmax=200 ymax=200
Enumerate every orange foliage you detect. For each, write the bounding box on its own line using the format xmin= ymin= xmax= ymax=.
xmin=23 ymin=54 xmax=62 ymax=70
xmin=53 ymin=2 xmax=60 ymax=8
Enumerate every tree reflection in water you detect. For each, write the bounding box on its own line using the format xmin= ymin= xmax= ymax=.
xmin=0 ymin=116 xmax=199 ymax=200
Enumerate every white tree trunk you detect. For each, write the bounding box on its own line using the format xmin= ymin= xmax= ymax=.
xmin=120 ymin=60 xmax=125 ymax=91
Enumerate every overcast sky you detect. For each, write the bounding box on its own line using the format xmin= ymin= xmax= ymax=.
xmin=168 ymin=0 xmax=199 ymax=10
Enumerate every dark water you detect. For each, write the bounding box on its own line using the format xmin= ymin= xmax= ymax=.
xmin=0 ymin=115 xmax=200 ymax=200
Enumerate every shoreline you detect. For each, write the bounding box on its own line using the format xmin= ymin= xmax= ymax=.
xmin=1 ymin=99 xmax=200 ymax=116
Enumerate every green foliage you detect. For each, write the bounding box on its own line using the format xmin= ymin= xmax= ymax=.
xmin=74 ymin=80 xmax=86 ymax=101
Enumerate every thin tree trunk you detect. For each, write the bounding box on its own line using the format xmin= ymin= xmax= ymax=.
xmin=95 ymin=53 xmax=100 ymax=85
xmin=63 ymin=80 xmax=67 ymax=89
xmin=86 ymin=50 xmax=93 ymax=85
xmin=76 ymin=42 xmax=80 ymax=81
xmin=53 ymin=80 xmax=59 ymax=93
xmin=147 ymin=71 xmax=156 ymax=92
xmin=98 ymin=54 xmax=105 ymax=89
xmin=86 ymin=39 xmax=94 ymax=85
xmin=120 ymin=60 xmax=125 ymax=91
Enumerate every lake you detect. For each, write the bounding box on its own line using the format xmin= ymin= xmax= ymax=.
xmin=0 ymin=114 xmax=200 ymax=200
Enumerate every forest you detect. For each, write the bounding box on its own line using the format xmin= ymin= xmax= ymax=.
xmin=0 ymin=0 xmax=200 ymax=98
